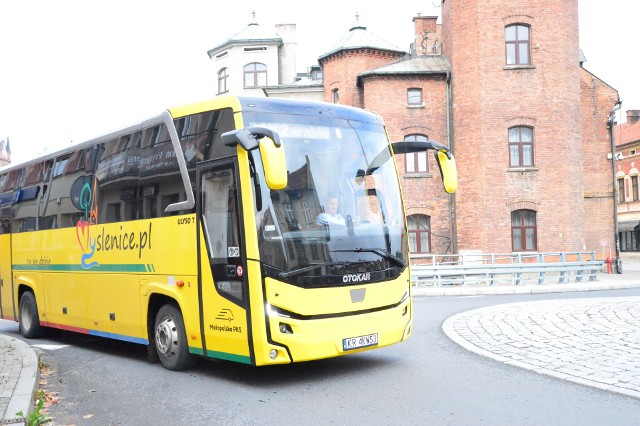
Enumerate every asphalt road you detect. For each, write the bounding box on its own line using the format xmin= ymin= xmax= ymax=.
xmin=2 ymin=289 xmax=640 ymax=425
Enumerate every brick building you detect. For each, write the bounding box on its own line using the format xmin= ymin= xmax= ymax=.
xmin=614 ymin=110 xmax=640 ymax=252
xmin=210 ymin=2 xmax=619 ymax=260
xmin=319 ymin=0 xmax=619 ymax=260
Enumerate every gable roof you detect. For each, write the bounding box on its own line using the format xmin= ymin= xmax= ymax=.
xmin=358 ymin=55 xmax=450 ymax=80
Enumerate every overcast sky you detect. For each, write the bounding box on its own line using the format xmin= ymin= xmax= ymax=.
xmin=0 ymin=0 xmax=636 ymax=165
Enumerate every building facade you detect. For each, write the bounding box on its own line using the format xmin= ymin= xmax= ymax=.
xmin=0 ymin=138 xmax=11 ymax=168
xmin=318 ymin=1 xmax=618 ymax=261
xmin=210 ymin=1 xmax=619 ymax=260
xmin=207 ymin=16 xmax=323 ymax=101
xmin=614 ymin=110 xmax=640 ymax=252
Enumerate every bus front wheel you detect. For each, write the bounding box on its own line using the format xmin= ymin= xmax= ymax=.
xmin=154 ymin=304 xmax=198 ymax=371
xmin=19 ymin=291 xmax=45 ymax=338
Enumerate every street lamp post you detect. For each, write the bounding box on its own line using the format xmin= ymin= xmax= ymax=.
xmin=609 ymin=100 xmax=622 ymax=274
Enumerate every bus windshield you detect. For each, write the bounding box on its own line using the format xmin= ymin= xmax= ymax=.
xmin=245 ymin=111 xmax=407 ymax=288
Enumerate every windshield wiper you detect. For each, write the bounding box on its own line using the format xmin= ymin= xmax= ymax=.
xmin=330 ymin=248 xmax=407 ymax=268
xmin=278 ymin=261 xmax=359 ymax=279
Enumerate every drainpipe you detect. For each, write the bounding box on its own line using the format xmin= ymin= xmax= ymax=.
xmin=609 ymin=99 xmax=622 ymax=273
xmin=446 ymin=70 xmax=457 ymax=254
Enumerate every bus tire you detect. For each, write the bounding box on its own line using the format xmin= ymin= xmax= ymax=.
xmin=154 ymin=304 xmax=198 ymax=371
xmin=19 ymin=291 xmax=45 ymax=339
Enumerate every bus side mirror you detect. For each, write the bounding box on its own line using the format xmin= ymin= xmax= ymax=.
xmin=435 ymin=150 xmax=457 ymax=194
xmin=392 ymin=140 xmax=457 ymax=194
xmin=259 ymin=137 xmax=287 ymax=190
xmin=222 ymin=127 xmax=288 ymax=190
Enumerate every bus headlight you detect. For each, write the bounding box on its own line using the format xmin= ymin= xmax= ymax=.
xmin=279 ymin=323 xmax=293 ymax=334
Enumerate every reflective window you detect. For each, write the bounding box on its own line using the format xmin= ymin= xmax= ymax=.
xmin=246 ymin=111 xmax=407 ymax=288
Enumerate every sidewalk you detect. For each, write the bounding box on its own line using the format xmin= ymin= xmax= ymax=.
xmin=0 ymin=334 xmax=38 ymax=425
xmin=1 ymin=260 xmax=639 ymax=423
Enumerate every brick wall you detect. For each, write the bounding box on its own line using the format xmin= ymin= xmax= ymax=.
xmin=362 ymin=75 xmax=453 ymax=254
xmin=580 ymin=69 xmax=619 ymax=257
xmin=318 ymin=0 xmax=616 ymax=258
xmin=321 ymin=49 xmax=403 ymax=108
xmin=443 ymin=0 xmax=602 ymax=254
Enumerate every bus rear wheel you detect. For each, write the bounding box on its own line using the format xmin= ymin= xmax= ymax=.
xmin=154 ymin=304 xmax=197 ymax=371
xmin=19 ymin=291 xmax=45 ymax=338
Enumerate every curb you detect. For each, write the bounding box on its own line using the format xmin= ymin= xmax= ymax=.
xmin=1 ymin=335 xmax=39 ymax=426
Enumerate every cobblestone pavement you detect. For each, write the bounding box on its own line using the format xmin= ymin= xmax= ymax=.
xmin=0 ymin=336 xmax=22 ymax=420
xmin=443 ymin=296 xmax=640 ymax=399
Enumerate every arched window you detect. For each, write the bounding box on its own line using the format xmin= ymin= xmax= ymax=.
xmin=243 ymin=63 xmax=267 ymax=88
xmin=405 ymin=134 xmax=428 ymax=173
xmin=408 ymin=214 xmax=431 ymax=253
xmin=505 ymin=24 xmax=531 ymax=65
xmin=218 ymin=68 xmax=229 ymax=94
xmin=511 ymin=209 xmax=537 ymax=251
xmin=509 ymin=126 xmax=534 ymax=167
xmin=331 ymin=88 xmax=339 ymax=104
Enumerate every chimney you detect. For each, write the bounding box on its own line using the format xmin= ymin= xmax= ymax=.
xmin=626 ymin=110 xmax=640 ymax=125
xmin=276 ymin=24 xmax=297 ymax=84
xmin=413 ymin=15 xmax=439 ymax=56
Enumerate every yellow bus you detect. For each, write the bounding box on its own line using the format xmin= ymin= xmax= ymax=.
xmin=0 ymin=96 xmax=456 ymax=370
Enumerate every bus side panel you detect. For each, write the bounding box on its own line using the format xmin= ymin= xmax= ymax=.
xmin=43 ymin=272 xmax=144 ymax=341
xmin=0 ymin=233 xmax=15 ymax=320
xmin=43 ymin=273 xmax=87 ymax=331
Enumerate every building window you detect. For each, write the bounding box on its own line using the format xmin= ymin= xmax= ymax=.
xmin=311 ymin=68 xmax=322 ymax=81
xmin=511 ymin=209 xmax=537 ymax=251
xmin=244 ymin=62 xmax=267 ymax=88
xmin=505 ymin=24 xmax=531 ymax=65
xmin=405 ymin=134 xmax=429 ymax=173
xmin=332 ymin=88 xmax=339 ymax=104
xmin=407 ymin=88 xmax=423 ymax=106
xmin=618 ymin=178 xmax=626 ymax=203
xmin=632 ymin=176 xmax=639 ymax=202
xmin=218 ymin=68 xmax=229 ymax=94
xmin=509 ymin=126 xmax=534 ymax=167
xmin=52 ymin=157 xmax=70 ymax=177
xmin=408 ymin=214 xmax=431 ymax=253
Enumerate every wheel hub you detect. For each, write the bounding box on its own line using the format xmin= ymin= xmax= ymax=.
xmin=156 ymin=316 xmax=178 ymax=358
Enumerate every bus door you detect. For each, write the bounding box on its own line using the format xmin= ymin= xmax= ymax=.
xmin=196 ymin=160 xmax=252 ymax=364
xmin=0 ymin=224 xmax=14 ymax=321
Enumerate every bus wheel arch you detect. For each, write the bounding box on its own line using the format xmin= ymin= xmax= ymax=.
xmin=152 ymin=300 xmax=198 ymax=371
xmin=18 ymin=288 xmax=45 ymax=339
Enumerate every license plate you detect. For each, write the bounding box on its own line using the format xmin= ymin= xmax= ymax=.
xmin=342 ymin=333 xmax=378 ymax=351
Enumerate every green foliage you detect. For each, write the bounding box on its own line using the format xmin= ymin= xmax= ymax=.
xmin=16 ymin=396 xmax=49 ymax=426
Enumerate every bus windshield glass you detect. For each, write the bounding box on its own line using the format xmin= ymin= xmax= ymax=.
xmin=245 ymin=111 xmax=407 ymax=288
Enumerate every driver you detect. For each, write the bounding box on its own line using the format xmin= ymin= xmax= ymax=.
xmin=317 ymin=195 xmax=345 ymax=225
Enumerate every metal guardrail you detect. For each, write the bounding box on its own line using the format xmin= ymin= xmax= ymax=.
xmin=410 ymin=251 xmax=605 ymax=287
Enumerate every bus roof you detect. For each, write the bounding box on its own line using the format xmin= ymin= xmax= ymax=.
xmin=0 ymin=96 xmax=383 ymax=174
